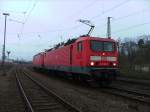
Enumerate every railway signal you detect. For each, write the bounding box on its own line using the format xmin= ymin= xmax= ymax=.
xmin=7 ymin=51 xmax=11 ymax=61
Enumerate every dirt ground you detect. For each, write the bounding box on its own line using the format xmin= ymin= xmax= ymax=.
xmin=0 ymin=65 xmax=24 ymax=112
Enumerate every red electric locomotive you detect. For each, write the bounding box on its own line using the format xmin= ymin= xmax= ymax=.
xmin=33 ymin=36 xmax=119 ymax=85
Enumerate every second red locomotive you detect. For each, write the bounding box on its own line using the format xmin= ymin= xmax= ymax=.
xmin=33 ymin=36 xmax=119 ymax=85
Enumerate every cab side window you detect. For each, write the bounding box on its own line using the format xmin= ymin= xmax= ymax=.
xmin=77 ymin=42 xmax=82 ymax=52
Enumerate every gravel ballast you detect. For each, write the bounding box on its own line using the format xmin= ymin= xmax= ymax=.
xmin=26 ymin=68 xmax=150 ymax=112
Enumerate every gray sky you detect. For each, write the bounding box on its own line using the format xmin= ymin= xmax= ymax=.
xmin=0 ymin=0 xmax=150 ymax=61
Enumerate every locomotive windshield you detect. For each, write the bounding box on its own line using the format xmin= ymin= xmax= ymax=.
xmin=91 ymin=40 xmax=115 ymax=52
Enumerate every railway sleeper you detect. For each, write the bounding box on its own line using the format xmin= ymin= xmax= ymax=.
xmin=36 ymin=105 xmax=63 ymax=110
xmin=33 ymin=102 xmax=59 ymax=106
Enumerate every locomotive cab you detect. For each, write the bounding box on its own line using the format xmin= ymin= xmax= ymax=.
xmin=75 ymin=36 xmax=118 ymax=84
xmin=88 ymin=37 xmax=118 ymax=82
xmin=89 ymin=39 xmax=118 ymax=68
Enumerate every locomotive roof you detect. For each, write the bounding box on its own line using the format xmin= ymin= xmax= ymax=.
xmin=34 ymin=52 xmax=45 ymax=57
xmin=34 ymin=36 xmax=116 ymax=55
xmin=76 ymin=36 xmax=116 ymax=42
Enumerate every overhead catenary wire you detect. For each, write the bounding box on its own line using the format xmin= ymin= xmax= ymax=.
xmin=95 ymin=8 xmax=150 ymax=30
xmin=19 ymin=0 xmax=133 ymax=37
xmin=113 ymin=21 xmax=150 ymax=34
xmin=64 ymin=0 xmax=132 ymax=34
xmin=19 ymin=0 xmax=39 ymax=37
xmin=18 ymin=25 xmax=81 ymax=35
xmin=3 ymin=0 xmax=148 ymax=39
xmin=0 ymin=9 xmax=26 ymax=14
xmin=3 ymin=10 xmax=150 ymax=39
xmin=90 ymin=0 xmax=131 ymax=20
xmin=18 ymin=10 xmax=150 ymax=37
xmin=9 ymin=18 xmax=24 ymax=24
xmin=23 ymin=1 xmax=38 ymax=24
xmin=0 ymin=24 xmax=82 ymax=35
xmin=68 ymin=0 xmax=100 ymax=19
xmin=113 ymin=8 xmax=150 ymax=22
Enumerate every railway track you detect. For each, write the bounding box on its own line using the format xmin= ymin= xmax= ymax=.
xmin=117 ymin=77 xmax=150 ymax=86
xmin=24 ymin=67 xmax=150 ymax=105
xmin=15 ymin=68 xmax=82 ymax=112
xmin=101 ymin=85 xmax=150 ymax=105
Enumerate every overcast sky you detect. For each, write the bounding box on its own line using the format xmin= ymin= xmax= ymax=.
xmin=0 ymin=0 xmax=150 ymax=61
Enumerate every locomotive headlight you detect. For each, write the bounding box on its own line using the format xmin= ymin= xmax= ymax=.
xmin=113 ymin=62 xmax=117 ymax=66
xmin=90 ymin=62 xmax=95 ymax=66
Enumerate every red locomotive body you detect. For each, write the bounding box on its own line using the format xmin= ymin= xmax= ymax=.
xmin=33 ymin=36 xmax=119 ymax=84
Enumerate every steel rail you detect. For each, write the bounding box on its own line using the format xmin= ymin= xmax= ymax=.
xmin=117 ymin=77 xmax=150 ymax=86
xmin=101 ymin=86 xmax=150 ymax=104
xmin=15 ymin=70 xmax=34 ymax=112
xmin=110 ymin=86 xmax=150 ymax=98
xmin=22 ymin=70 xmax=82 ymax=112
